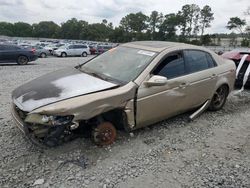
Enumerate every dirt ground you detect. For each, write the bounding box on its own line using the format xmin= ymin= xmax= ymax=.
xmin=0 ymin=57 xmax=249 ymax=188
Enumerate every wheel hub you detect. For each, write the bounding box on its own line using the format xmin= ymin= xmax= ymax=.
xmin=92 ymin=122 xmax=117 ymax=146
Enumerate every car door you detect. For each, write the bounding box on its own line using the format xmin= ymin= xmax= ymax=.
xmin=67 ymin=45 xmax=74 ymax=56
xmin=0 ymin=45 xmax=19 ymax=62
xmin=81 ymin=45 xmax=88 ymax=54
xmin=74 ymin=45 xmax=81 ymax=55
xmin=77 ymin=45 xmax=85 ymax=56
xmin=136 ymin=51 xmax=192 ymax=128
xmin=182 ymin=50 xmax=218 ymax=107
xmin=0 ymin=45 xmax=5 ymax=62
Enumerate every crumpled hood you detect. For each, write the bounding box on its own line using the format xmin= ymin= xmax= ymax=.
xmin=12 ymin=68 xmax=118 ymax=112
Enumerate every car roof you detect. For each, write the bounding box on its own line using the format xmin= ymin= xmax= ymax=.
xmin=122 ymin=41 xmax=195 ymax=52
xmin=0 ymin=44 xmax=20 ymax=47
xmin=222 ymin=50 xmax=250 ymax=62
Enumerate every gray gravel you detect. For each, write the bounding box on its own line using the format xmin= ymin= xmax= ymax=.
xmin=0 ymin=57 xmax=250 ymax=188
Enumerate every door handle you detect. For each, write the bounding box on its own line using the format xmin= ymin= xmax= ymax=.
xmin=179 ymin=82 xmax=188 ymax=88
xmin=210 ymin=74 xmax=217 ymax=79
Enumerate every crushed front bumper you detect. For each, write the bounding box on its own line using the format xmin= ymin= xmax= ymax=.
xmin=11 ymin=104 xmax=29 ymax=135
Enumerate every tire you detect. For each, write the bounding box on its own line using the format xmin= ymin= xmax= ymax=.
xmin=40 ymin=52 xmax=47 ymax=58
xmin=17 ymin=55 xmax=29 ymax=65
xmin=82 ymin=52 xmax=87 ymax=57
xmin=61 ymin=52 xmax=67 ymax=57
xmin=92 ymin=122 xmax=117 ymax=146
xmin=209 ymin=85 xmax=229 ymax=111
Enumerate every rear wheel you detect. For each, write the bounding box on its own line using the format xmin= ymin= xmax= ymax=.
xmin=92 ymin=122 xmax=117 ymax=146
xmin=82 ymin=52 xmax=87 ymax=57
xmin=40 ymin=52 xmax=46 ymax=58
xmin=209 ymin=85 xmax=229 ymax=111
xmin=61 ymin=52 xmax=67 ymax=57
xmin=17 ymin=55 xmax=28 ymax=65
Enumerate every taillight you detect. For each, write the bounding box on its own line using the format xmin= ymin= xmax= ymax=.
xmin=31 ymin=48 xmax=36 ymax=54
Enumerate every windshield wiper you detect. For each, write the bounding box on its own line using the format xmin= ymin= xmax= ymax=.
xmin=79 ymin=67 xmax=124 ymax=85
xmin=79 ymin=67 xmax=103 ymax=79
xmin=75 ymin=55 xmax=98 ymax=69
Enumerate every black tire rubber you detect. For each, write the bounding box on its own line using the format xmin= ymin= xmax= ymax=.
xmin=17 ymin=55 xmax=29 ymax=65
xmin=61 ymin=52 xmax=67 ymax=57
xmin=209 ymin=85 xmax=229 ymax=111
xmin=92 ymin=122 xmax=117 ymax=146
xmin=40 ymin=53 xmax=47 ymax=58
xmin=82 ymin=52 xmax=87 ymax=57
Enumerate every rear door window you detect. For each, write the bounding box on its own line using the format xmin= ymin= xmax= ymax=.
xmin=184 ymin=50 xmax=215 ymax=73
xmin=12 ymin=46 xmax=21 ymax=50
xmin=206 ymin=53 xmax=217 ymax=67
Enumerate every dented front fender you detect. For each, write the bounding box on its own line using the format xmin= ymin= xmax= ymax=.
xmin=31 ymin=82 xmax=138 ymax=124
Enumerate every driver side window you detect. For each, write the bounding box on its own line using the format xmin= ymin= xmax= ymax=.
xmin=153 ymin=51 xmax=186 ymax=79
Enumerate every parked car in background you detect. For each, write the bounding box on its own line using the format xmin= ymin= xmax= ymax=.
xmin=53 ymin=44 xmax=90 ymax=57
xmin=222 ymin=49 xmax=250 ymax=63
xmin=44 ymin=44 xmax=64 ymax=54
xmin=18 ymin=45 xmax=49 ymax=58
xmin=33 ymin=46 xmax=50 ymax=58
xmin=11 ymin=41 xmax=236 ymax=147
xmin=221 ymin=49 xmax=250 ymax=88
xmin=89 ymin=45 xmax=97 ymax=55
xmin=96 ymin=45 xmax=113 ymax=54
xmin=19 ymin=44 xmax=32 ymax=49
xmin=0 ymin=44 xmax=38 ymax=65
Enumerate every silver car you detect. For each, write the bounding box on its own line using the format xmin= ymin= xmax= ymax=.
xmin=54 ymin=44 xmax=90 ymax=57
xmin=34 ymin=46 xmax=50 ymax=58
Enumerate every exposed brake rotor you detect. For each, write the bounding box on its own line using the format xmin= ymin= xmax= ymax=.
xmin=92 ymin=122 xmax=117 ymax=146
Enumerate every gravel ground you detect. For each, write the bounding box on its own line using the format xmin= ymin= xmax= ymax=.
xmin=0 ymin=57 xmax=250 ymax=188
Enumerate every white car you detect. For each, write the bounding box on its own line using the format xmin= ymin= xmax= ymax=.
xmin=54 ymin=44 xmax=90 ymax=57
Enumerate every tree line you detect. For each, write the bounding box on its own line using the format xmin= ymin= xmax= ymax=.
xmin=0 ymin=4 xmax=249 ymax=46
xmin=226 ymin=8 xmax=250 ymax=47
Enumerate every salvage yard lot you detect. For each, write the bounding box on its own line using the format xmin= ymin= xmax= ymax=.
xmin=0 ymin=57 xmax=250 ymax=188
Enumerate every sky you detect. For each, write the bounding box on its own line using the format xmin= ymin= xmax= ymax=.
xmin=0 ymin=0 xmax=249 ymax=34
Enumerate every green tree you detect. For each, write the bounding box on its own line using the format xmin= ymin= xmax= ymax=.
xmin=226 ymin=17 xmax=246 ymax=35
xmin=0 ymin=22 xmax=14 ymax=36
xmin=33 ymin=21 xmax=60 ymax=38
xmin=102 ymin=19 xmax=108 ymax=25
xmin=82 ymin=22 xmax=113 ymax=41
xmin=120 ymin=12 xmax=148 ymax=39
xmin=13 ymin=22 xmax=32 ymax=37
xmin=111 ymin=26 xmax=133 ymax=42
xmin=178 ymin=4 xmax=200 ymax=40
xmin=77 ymin=20 xmax=89 ymax=40
xmin=158 ymin=13 xmax=180 ymax=41
xmin=60 ymin=18 xmax=87 ymax=39
xmin=200 ymin=5 xmax=214 ymax=36
xmin=148 ymin=11 xmax=163 ymax=39
xmin=177 ymin=10 xmax=188 ymax=38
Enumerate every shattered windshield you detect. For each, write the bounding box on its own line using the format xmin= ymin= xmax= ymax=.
xmin=80 ymin=46 xmax=157 ymax=83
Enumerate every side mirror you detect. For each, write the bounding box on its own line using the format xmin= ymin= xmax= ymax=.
xmin=144 ymin=75 xmax=167 ymax=87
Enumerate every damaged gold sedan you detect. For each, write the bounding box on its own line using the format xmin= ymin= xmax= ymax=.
xmin=11 ymin=41 xmax=236 ymax=147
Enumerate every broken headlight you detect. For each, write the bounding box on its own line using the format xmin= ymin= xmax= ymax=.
xmin=25 ymin=114 xmax=73 ymax=126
